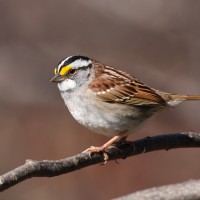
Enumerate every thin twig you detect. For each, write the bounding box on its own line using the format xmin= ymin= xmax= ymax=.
xmin=0 ymin=132 xmax=200 ymax=192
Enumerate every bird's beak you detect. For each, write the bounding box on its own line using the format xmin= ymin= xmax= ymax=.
xmin=50 ymin=74 xmax=66 ymax=82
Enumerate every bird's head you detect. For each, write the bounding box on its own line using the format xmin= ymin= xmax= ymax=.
xmin=51 ymin=55 xmax=93 ymax=92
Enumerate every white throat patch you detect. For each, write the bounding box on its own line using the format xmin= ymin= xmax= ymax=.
xmin=58 ymin=79 xmax=76 ymax=92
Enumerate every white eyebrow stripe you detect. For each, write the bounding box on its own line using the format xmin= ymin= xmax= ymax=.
xmin=57 ymin=56 xmax=92 ymax=72
xmin=70 ymin=59 xmax=92 ymax=69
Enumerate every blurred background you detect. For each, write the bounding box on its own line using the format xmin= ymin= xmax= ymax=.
xmin=0 ymin=0 xmax=200 ymax=199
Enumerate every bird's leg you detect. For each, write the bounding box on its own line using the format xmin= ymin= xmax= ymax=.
xmin=111 ymin=135 xmax=134 ymax=160
xmin=83 ymin=131 xmax=128 ymax=161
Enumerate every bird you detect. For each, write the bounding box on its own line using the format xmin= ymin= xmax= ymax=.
xmin=51 ymin=55 xmax=200 ymax=160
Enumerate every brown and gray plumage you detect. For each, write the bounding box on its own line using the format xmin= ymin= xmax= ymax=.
xmin=51 ymin=55 xmax=200 ymax=159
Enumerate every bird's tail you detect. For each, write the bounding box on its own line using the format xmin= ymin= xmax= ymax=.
xmin=155 ymin=90 xmax=200 ymax=107
xmin=169 ymin=94 xmax=200 ymax=106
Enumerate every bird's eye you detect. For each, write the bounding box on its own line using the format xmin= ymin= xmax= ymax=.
xmin=68 ymin=69 xmax=77 ymax=75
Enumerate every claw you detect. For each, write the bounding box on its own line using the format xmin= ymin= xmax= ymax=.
xmin=103 ymin=152 xmax=109 ymax=162
xmin=82 ymin=131 xmax=129 ymax=163
xmin=83 ymin=146 xmax=109 ymax=162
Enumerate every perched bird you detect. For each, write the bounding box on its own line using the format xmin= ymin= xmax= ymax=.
xmin=51 ymin=55 xmax=200 ymax=159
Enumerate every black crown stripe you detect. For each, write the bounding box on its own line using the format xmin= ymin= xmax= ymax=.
xmin=63 ymin=55 xmax=90 ymax=67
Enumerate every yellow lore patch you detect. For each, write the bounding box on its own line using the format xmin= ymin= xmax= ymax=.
xmin=59 ymin=65 xmax=72 ymax=75
xmin=54 ymin=68 xmax=57 ymax=75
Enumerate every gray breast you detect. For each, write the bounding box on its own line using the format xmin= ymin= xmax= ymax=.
xmin=60 ymin=89 xmax=159 ymax=137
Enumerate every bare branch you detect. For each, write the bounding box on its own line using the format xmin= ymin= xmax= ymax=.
xmin=114 ymin=179 xmax=200 ymax=200
xmin=0 ymin=132 xmax=200 ymax=192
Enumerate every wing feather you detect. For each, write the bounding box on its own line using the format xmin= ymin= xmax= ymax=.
xmin=89 ymin=63 xmax=167 ymax=106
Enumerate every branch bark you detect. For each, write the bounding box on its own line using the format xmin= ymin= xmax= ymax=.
xmin=0 ymin=132 xmax=200 ymax=192
xmin=114 ymin=180 xmax=200 ymax=200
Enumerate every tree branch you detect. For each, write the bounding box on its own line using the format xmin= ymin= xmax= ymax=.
xmin=0 ymin=132 xmax=200 ymax=192
xmin=114 ymin=179 xmax=200 ymax=200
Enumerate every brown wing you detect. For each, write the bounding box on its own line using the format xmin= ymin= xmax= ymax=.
xmin=89 ymin=62 xmax=166 ymax=106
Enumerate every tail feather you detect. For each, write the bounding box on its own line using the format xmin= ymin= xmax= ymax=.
xmin=166 ymin=94 xmax=200 ymax=107
xmin=155 ymin=90 xmax=200 ymax=107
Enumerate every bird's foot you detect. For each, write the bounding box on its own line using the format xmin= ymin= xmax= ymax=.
xmin=83 ymin=146 xmax=109 ymax=163
xmin=82 ymin=132 xmax=129 ymax=163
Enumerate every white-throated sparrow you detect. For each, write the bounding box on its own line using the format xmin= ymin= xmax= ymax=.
xmin=51 ymin=55 xmax=200 ymax=159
